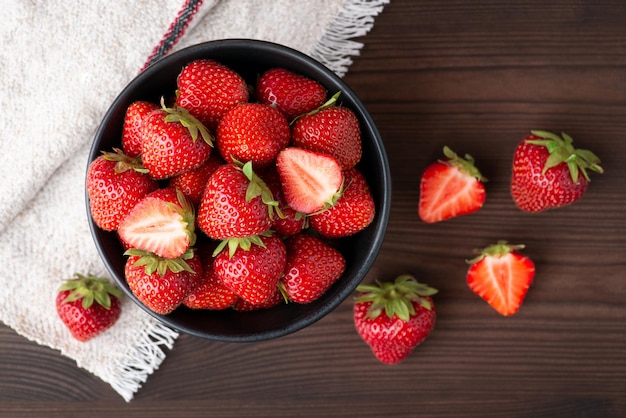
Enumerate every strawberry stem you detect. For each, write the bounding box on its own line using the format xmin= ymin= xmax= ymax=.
xmin=441 ymin=146 xmax=487 ymax=182
xmin=466 ymin=240 xmax=525 ymax=264
xmin=59 ymin=273 xmax=123 ymax=310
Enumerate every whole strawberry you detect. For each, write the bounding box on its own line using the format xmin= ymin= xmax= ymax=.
xmin=121 ymin=100 xmax=159 ymax=157
xmin=141 ymin=100 xmax=214 ymax=179
xmin=292 ymin=99 xmax=362 ymax=170
xmin=169 ymin=152 xmax=224 ymax=205
xmin=56 ymin=273 xmax=123 ymax=342
xmin=217 ymin=103 xmax=290 ymax=168
xmin=354 ymin=275 xmax=437 ymax=365
xmin=418 ymin=146 xmax=487 ymax=223
xmin=280 ymin=234 xmax=346 ymax=304
xmin=257 ymin=67 xmax=327 ymax=120
xmin=309 ymin=167 xmax=375 ymax=238
xmin=511 ymin=130 xmax=603 ymax=212
xmin=466 ymin=241 xmax=535 ymax=316
xmin=86 ymin=148 xmax=158 ymax=231
xmin=213 ymin=234 xmax=287 ymax=305
xmin=124 ymin=249 xmax=202 ymax=315
xmin=176 ymin=59 xmax=249 ymax=130
xmin=183 ymin=254 xmax=238 ymax=310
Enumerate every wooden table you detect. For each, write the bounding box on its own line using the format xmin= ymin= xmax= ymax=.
xmin=2 ymin=1 xmax=625 ymax=416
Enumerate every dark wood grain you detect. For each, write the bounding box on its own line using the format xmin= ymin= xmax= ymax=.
xmin=2 ymin=1 xmax=625 ymax=416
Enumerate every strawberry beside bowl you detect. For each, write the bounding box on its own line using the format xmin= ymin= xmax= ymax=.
xmin=86 ymin=39 xmax=391 ymax=342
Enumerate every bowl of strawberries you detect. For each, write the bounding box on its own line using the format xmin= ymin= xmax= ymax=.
xmin=86 ymin=39 xmax=391 ymax=341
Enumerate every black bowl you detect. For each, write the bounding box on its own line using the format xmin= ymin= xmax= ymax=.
xmin=87 ymin=39 xmax=391 ymax=342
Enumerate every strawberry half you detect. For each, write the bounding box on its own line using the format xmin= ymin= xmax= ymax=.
xmin=276 ymin=147 xmax=343 ymax=214
xmin=418 ymin=146 xmax=486 ymax=223
xmin=466 ymin=241 xmax=536 ymax=316
xmin=118 ymin=188 xmax=196 ymax=259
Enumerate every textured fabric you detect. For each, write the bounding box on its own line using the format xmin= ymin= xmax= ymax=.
xmin=0 ymin=0 xmax=389 ymax=401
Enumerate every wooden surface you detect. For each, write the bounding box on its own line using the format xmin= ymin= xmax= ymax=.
xmin=2 ymin=1 xmax=626 ymax=416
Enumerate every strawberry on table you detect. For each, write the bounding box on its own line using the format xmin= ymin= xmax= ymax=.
xmin=292 ymin=98 xmax=362 ymax=170
xmin=176 ymin=59 xmax=249 ymax=130
xmin=276 ymin=147 xmax=343 ymax=214
xmin=511 ymin=130 xmax=603 ymax=212
xmin=466 ymin=241 xmax=536 ymax=316
xmin=56 ymin=273 xmax=123 ymax=342
xmin=216 ymin=103 xmax=290 ymax=168
xmin=124 ymin=249 xmax=203 ymax=315
xmin=280 ymin=233 xmax=346 ymax=304
xmin=354 ymin=275 xmax=437 ymax=365
xmin=141 ymin=99 xmax=214 ymax=180
xmin=418 ymin=146 xmax=486 ymax=223
xmin=121 ymin=100 xmax=159 ymax=157
xmin=117 ymin=188 xmax=196 ymax=259
xmin=257 ymin=67 xmax=327 ymax=120
xmin=309 ymin=167 xmax=375 ymax=238
xmin=213 ymin=234 xmax=287 ymax=305
xmin=86 ymin=148 xmax=158 ymax=231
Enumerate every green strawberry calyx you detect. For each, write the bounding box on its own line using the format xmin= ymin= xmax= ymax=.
xmin=212 ymin=230 xmax=273 ymax=259
xmin=59 ymin=273 xmax=123 ymax=310
xmin=160 ymin=97 xmax=214 ymax=146
xmin=290 ymin=91 xmax=342 ymax=125
xmin=441 ymin=146 xmax=487 ymax=182
xmin=125 ymin=248 xmax=196 ymax=276
xmin=101 ymin=148 xmax=149 ymax=174
xmin=466 ymin=240 xmax=525 ymax=264
xmin=526 ymin=130 xmax=603 ymax=183
xmin=239 ymin=160 xmax=284 ymax=221
xmin=355 ymin=274 xmax=438 ymax=322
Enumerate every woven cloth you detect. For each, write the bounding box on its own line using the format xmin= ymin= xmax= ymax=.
xmin=0 ymin=0 xmax=388 ymax=401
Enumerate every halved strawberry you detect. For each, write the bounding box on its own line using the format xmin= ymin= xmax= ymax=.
xmin=275 ymin=147 xmax=343 ymax=214
xmin=418 ymin=146 xmax=486 ymax=223
xmin=466 ymin=241 xmax=536 ymax=316
xmin=118 ymin=188 xmax=196 ymax=259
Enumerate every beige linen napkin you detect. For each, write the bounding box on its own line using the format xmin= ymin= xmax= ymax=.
xmin=0 ymin=0 xmax=388 ymax=401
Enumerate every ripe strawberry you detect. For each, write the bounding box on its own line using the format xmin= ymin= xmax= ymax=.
xmin=309 ymin=167 xmax=375 ymax=238
xmin=276 ymin=147 xmax=343 ymax=214
xmin=56 ymin=273 xmax=123 ymax=342
xmin=183 ymin=255 xmax=237 ymax=310
xmin=118 ymin=188 xmax=196 ymax=259
xmin=121 ymin=101 xmax=159 ymax=157
xmin=257 ymin=67 xmax=327 ymax=120
xmin=197 ymin=162 xmax=276 ymax=244
xmin=86 ymin=148 xmax=158 ymax=231
xmin=260 ymin=167 xmax=307 ymax=237
xmin=124 ymin=249 xmax=202 ymax=315
xmin=418 ymin=146 xmax=487 ymax=223
xmin=232 ymin=286 xmax=285 ymax=311
xmin=141 ymin=100 xmax=214 ymax=179
xmin=292 ymin=99 xmax=362 ymax=170
xmin=176 ymin=59 xmax=249 ymax=130
xmin=216 ymin=103 xmax=290 ymax=168
xmin=169 ymin=152 xmax=224 ymax=205
xmin=511 ymin=130 xmax=603 ymax=212
xmin=466 ymin=241 xmax=536 ymax=316
xmin=213 ymin=234 xmax=287 ymax=305
xmin=280 ymin=234 xmax=346 ymax=304
xmin=354 ymin=275 xmax=437 ymax=365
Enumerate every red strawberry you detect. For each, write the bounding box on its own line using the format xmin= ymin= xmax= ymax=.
xmin=217 ymin=103 xmax=290 ymax=168
xmin=169 ymin=152 xmax=224 ymax=205
xmin=292 ymin=99 xmax=362 ymax=170
xmin=197 ymin=162 xmax=276 ymax=244
xmin=124 ymin=249 xmax=202 ymax=315
xmin=280 ymin=234 xmax=346 ymax=304
xmin=176 ymin=59 xmax=249 ymax=130
xmin=354 ymin=275 xmax=437 ymax=365
xmin=276 ymin=147 xmax=343 ymax=214
xmin=183 ymin=255 xmax=237 ymax=310
xmin=117 ymin=188 xmax=196 ymax=259
xmin=466 ymin=241 xmax=536 ymax=316
xmin=56 ymin=273 xmax=123 ymax=342
xmin=418 ymin=146 xmax=487 ymax=223
xmin=141 ymin=100 xmax=213 ymax=179
xmin=257 ymin=67 xmax=327 ymax=120
xmin=121 ymin=101 xmax=159 ymax=157
xmin=309 ymin=167 xmax=375 ymax=238
xmin=260 ymin=167 xmax=307 ymax=237
xmin=213 ymin=234 xmax=287 ymax=305
xmin=232 ymin=286 xmax=285 ymax=311
xmin=86 ymin=148 xmax=158 ymax=231
xmin=511 ymin=130 xmax=603 ymax=212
